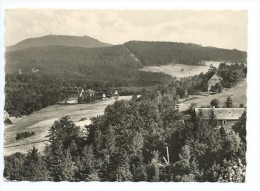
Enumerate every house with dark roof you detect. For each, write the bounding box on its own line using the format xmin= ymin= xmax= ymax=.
xmin=64 ymin=87 xmax=81 ymax=97
xmin=78 ymin=89 xmax=104 ymax=103
xmin=194 ymin=108 xmax=245 ymax=128
xmin=208 ymin=72 xmax=223 ymax=92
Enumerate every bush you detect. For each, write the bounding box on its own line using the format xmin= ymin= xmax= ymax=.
xmin=210 ymin=98 xmax=220 ymax=108
xmin=16 ymin=131 xmax=35 ymax=140
xmin=79 ymin=117 xmax=87 ymax=121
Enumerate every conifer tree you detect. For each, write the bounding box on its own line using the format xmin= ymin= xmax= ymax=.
xmin=224 ymin=96 xmax=234 ymax=108
xmin=44 ymin=116 xmax=79 ymax=181
xmin=147 ymin=150 xmax=160 ymax=182
xmin=23 ymin=147 xmax=50 ymax=181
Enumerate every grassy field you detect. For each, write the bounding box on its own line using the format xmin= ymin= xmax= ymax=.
xmin=140 ymin=61 xmax=229 ymax=79
xmin=179 ymin=80 xmax=247 ymax=111
xmin=4 ymin=96 xmax=132 ymax=156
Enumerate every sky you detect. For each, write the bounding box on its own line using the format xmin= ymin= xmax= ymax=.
xmin=5 ymin=9 xmax=247 ymax=51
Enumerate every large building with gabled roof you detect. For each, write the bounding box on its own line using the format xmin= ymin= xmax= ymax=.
xmin=194 ymin=108 xmax=245 ymax=129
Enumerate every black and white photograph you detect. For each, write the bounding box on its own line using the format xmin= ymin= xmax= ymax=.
xmin=0 ymin=1 xmax=259 ymax=190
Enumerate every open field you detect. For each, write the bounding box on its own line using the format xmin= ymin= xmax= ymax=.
xmin=140 ymin=61 xmax=234 ymax=79
xmin=179 ymin=80 xmax=247 ymax=111
xmin=140 ymin=64 xmax=209 ymax=79
xmin=140 ymin=61 xmax=222 ymax=79
xmin=4 ymin=96 xmax=132 ymax=156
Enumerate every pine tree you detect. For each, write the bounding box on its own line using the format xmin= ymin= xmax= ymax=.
xmin=74 ymin=145 xmax=97 ymax=181
xmin=232 ymin=111 xmax=246 ymax=145
xmin=224 ymin=96 xmax=234 ymax=108
xmin=44 ymin=116 xmax=79 ymax=181
xmin=109 ymin=148 xmax=133 ymax=181
xmin=4 ymin=152 xmax=25 ymax=181
xmin=208 ymin=109 xmax=217 ymax=128
xmin=147 ymin=150 xmax=160 ymax=182
xmin=23 ymin=147 xmax=50 ymax=181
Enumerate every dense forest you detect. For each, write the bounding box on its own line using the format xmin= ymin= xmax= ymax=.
xmin=4 ymin=90 xmax=246 ymax=182
xmin=125 ymin=41 xmax=247 ymax=66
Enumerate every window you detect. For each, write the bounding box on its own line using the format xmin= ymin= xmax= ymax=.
xmin=223 ymin=120 xmax=226 ymax=125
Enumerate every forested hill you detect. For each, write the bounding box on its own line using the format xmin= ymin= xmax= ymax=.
xmin=5 ymin=44 xmax=173 ymax=87
xmin=125 ymin=41 xmax=247 ymax=66
xmin=7 ymin=35 xmax=112 ymax=51
xmin=5 ymin=44 xmax=175 ymax=116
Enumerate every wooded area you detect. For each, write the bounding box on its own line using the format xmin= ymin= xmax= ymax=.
xmin=125 ymin=41 xmax=247 ymax=66
xmin=4 ymin=91 xmax=246 ymax=182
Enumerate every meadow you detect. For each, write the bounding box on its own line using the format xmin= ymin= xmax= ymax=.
xmin=4 ymin=96 xmax=132 ymax=156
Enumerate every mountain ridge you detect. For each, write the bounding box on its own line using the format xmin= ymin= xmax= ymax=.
xmin=7 ymin=34 xmax=112 ymax=51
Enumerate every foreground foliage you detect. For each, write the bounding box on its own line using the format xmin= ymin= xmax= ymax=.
xmin=4 ymin=91 xmax=246 ymax=182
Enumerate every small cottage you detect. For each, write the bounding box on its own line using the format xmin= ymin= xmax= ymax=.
xmin=208 ymin=72 xmax=223 ymax=92
xmin=78 ymin=89 xmax=98 ymax=103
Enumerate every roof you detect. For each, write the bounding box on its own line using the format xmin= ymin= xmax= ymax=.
xmin=66 ymin=90 xmax=79 ymax=93
xmin=208 ymin=73 xmax=223 ymax=82
xmin=194 ymin=108 xmax=245 ymax=120
xmin=83 ymin=89 xmax=97 ymax=94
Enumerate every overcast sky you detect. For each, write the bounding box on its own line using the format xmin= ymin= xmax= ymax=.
xmin=5 ymin=9 xmax=247 ymax=51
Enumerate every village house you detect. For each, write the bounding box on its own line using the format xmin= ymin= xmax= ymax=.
xmin=78 ymin=89 xmax=105 ymax=103
xmin=64 ymin=87 xmax=80 ymax=97
xmin=208 ymin=72 xmax=223 ymax=92
xmin=58 ymin=87 xmax=82 ymax=104
xmin=194 ymin=108 xmax=245 ymax=129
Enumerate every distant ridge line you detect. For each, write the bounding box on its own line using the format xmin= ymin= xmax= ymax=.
xmin=7 ymin=34 xmax=112 ymax=51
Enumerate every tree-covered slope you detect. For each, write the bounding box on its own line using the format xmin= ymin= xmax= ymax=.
xmin=5 ymin=44 xmax=174 ymax=87
xmin=125 ymin=41 xmax=247 ymax=66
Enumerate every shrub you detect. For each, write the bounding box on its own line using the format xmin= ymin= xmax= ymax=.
xmin=16 ymin=131 xmax=35 ymax=140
